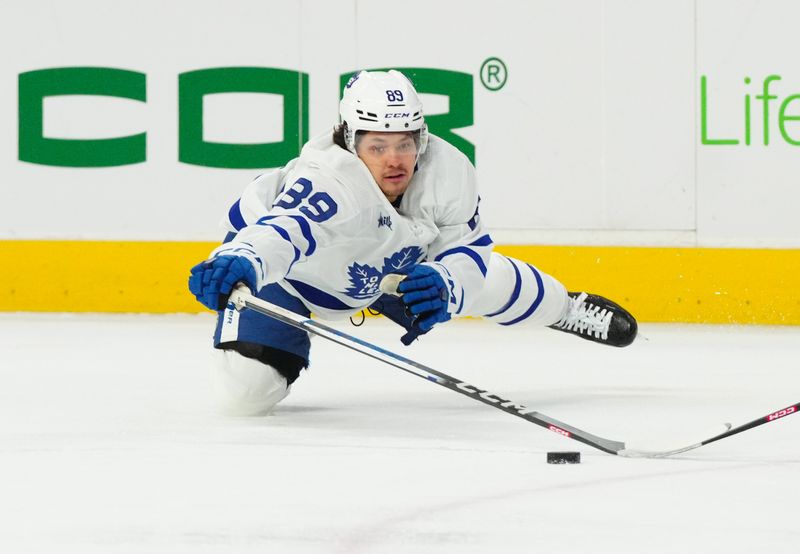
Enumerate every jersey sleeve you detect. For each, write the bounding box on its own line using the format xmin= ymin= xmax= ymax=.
xmin=423 ymin=152 xmax=493 ymax=317
xmin=220 ymin=159 xmax=298 ymax=234
xmin=211 ymin=169 xmax=358 ymax=290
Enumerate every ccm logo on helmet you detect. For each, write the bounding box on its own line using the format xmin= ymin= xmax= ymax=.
xmin=385 ymin=113 xmax=410 ymax=119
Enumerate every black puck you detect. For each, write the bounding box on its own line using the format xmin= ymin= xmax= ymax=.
xmin=547 ymin=451 xmax=581 ymax=464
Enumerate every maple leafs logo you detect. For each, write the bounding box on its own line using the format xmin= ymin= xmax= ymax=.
xmin=344 ymin=246 xmax=424 ymax=299
xmin=382 ymin=246 xmax=422 ymax=273
xmin=345 ymin=262 xmax=383 ymax=299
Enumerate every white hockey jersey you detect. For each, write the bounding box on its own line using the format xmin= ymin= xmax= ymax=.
xmin=212 ymin=132 xmax=493 ymax=320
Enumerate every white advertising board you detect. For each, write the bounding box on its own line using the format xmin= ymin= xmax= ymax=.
xmin=1 ymin=0 xmax=797 ymax=247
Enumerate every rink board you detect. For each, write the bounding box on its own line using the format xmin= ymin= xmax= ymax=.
xmin=1 ymin=240 xmax=798 ymax=324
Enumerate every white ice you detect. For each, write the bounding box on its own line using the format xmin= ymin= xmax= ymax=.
xmin=1 ymin=313 xmax=798 ymax=553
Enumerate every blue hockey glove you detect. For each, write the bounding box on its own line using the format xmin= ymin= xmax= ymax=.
xmin=188 ymin=255 xmax=258 ymax=311
xmin=368 ymin=293 xmax=430 ymax=346
xmin=396 ymin=264 xmax=452 ymax=332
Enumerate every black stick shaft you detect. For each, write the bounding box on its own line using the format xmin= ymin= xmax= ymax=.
xmin=701 ymin=402 xmax=799 ymax=447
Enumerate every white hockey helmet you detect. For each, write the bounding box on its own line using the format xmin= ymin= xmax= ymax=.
xmin=339 ymin=70 xmax=428 ymax=155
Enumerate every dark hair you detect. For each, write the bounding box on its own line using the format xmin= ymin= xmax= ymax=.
xmin=332 ymin=123 xmax=349 ymax=151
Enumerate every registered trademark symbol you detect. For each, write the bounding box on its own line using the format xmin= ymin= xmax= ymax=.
xmin=480 ymin=57 xmax=507 ymax=91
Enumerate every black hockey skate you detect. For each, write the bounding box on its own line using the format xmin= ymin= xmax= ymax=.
xmin=549 ymin=292 xmax=637 ymax=347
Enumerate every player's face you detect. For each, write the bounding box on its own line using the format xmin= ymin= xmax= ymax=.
xmin=356 ymin=132 xmax=417 ymax=203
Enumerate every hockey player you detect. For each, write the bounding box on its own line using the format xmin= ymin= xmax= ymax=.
xmin=189 ymin=69 xmax=637 ymax=416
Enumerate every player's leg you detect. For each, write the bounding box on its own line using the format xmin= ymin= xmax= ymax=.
xmin=468 ymin=252 xmax=569 ymax=326
xmin=472 ymin=253 xmax=638 ymax=347
xmin=212 ymin=283 xmax=311 ymax=415
xmin=212 ymin=348 xmax=292 ymax=416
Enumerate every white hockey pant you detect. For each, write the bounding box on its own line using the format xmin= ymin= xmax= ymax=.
xmin=212 ymin=349 xmax=290 ymax=416
xmin=467 ymin=253 xmax=568 ymax=327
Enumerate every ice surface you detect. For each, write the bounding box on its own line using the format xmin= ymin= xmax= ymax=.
xmin=1 ymin=313 xmax=798 ymax=553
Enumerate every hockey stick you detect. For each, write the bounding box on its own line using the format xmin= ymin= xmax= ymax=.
xmin=619 ymin=402 xmax=799 ymax=458
xmin=228 ymin=285 xmax=797 ymax=458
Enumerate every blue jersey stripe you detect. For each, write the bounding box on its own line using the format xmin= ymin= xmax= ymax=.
xmin=484 ymin=259 xmax=522 ymax=318
xmin=456 ymin=284 xmax=465 ymax=314
xmin=499 ymin=264 xmax=545 ymax=326
xmin=262 ymin=224 xmax=301 ymax=264
xmin=434 ymin=246 xmax=488 ymax=276
xmin=228 ymin=199 xmax=247 ymax=231
xmin=286 ymin=215 xmax=317 ymax=256
xmin=467 ymin=201 xmax=480 ymax=231
xmin=468 ymin=234 xmax=493 ymax=247
xmin=256 ymin=214 xmax=317 ymax=256
xmin=286 ymin=278 xmax=357 ymax=311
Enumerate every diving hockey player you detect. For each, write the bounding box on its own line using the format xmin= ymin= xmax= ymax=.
xmin=189 ymin=69 xmax=637 ymax=415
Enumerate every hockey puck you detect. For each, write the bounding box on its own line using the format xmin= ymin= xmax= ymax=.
xmin=547 ymin=451 xmax=581 ymax=464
